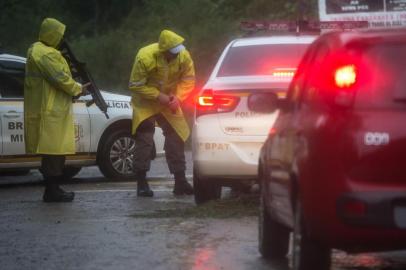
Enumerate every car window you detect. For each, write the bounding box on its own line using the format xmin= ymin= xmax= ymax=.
xmin=217 ymin=43 xmax=309 ymax=77
xmin=353 ymin=42 xmax=406 ymax=109
xmin=0 ymin=59 xmax=25 ymax=71
xmin=301 ymin=44 xmax=330 ymax=105
xmin=286 ymin=42 xmax=319 ymax=107
xmin=0 ymin=71 xmax=25 ymax=98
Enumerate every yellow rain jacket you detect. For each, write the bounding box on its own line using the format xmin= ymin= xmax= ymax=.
xmin=24 ymin=18 xmax=82 ymax=155
xmin=129 ymin=30 xmax=195 ymax=141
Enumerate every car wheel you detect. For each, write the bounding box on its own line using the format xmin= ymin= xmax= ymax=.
xmin=98 ymin=129 xmax=136 ymax=180
xmin=62 ymin=166 xmax=82 ymax=181
xmin=258 ymin=193 xmax=289 ymax=260
xmin=291 ymin=200 xmax=331 ymax=270
xmin=193 ymin=165 xmax=221 ymax=205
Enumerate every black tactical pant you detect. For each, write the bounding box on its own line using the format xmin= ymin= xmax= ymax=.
xmin=133 ymin=114 xmax=186 ymax=174
xmin=40 ymin=155 xmax=65 ymax=178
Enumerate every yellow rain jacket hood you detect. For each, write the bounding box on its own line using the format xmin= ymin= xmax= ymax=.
xmin=39 ymin=18 xmax=66 ymax=48
xmin=129 ymin=30 xmax=195 ymax=141
xmin=24 ymin=18 xmax=82 ymax=155
xmin=158 ymin=30 xmax=184 ymax=52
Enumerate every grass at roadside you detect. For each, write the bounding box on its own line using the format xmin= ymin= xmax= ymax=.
xmin=131 ymin=194 xmax=259 ymax=219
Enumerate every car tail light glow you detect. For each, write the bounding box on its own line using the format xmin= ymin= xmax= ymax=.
xmin=196 ymin=89 xmax=240 ymax=117
xmin=335 ymin=64 xmax=357 ymax=88
xmin=198 ymin=96 xmax=215 ymax=107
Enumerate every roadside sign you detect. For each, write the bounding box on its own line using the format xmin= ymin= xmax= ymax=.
xmin=240 ymin=20 xmax=368 ymax=35
xmin=319 ymin=0 xmax=406 ymax=28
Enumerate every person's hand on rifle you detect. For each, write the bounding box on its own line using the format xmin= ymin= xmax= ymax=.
xmin=72 ymin=82 xmax=91 ymax=101
xmin=81 ymin=82 xmax=91 ymax=96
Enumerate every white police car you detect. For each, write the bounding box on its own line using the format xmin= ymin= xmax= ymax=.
xmin=0 ymin=53 xmax=164 ymax=179
xmin=192 ymin=34 xmax=316 ymax=203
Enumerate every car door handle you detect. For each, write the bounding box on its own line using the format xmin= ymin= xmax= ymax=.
xmin=4 ymin=111 xmax=20 ymax=118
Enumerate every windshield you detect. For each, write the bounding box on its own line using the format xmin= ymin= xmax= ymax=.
xmin=217 ymin=43 xmax=309 ymax=77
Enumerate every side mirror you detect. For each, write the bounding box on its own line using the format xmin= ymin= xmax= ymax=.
xmin=248 ymin=93 xmax=279 ymax=113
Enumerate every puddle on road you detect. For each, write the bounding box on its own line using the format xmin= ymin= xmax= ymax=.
xmin=130 ymin=195 xmax=258 ymax=219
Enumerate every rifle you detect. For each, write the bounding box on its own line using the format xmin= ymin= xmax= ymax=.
xmin=59 ymin=40 xmax=109 ymax=119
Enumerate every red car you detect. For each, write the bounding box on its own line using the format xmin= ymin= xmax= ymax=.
xmin=252 ymin=28 xmax=406 ymax=270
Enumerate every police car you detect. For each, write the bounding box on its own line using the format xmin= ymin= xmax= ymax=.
xmin=0 ymin=53 xmax=164 ymax=179
xmin=192 ymin=33 xmax=316 ymax=204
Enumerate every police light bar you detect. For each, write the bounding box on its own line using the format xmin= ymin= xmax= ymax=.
xmin=240 ymin=20 xmax=369 ymax=33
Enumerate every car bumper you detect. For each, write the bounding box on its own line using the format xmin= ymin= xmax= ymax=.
xmin=192 ymin=123 xmax=266 ymax=179
xmin=337 ymin=191 xmax=406 ymax=229
xmin=304 ymin=184 xmax=406 ymax=251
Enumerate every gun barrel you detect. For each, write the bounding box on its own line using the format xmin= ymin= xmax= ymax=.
xmin=60 ymin=40 xmax=109 ymax=119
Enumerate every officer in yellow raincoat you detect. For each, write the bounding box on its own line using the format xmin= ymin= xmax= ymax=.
xmin=129 ymin=30 xmax=195 ymax=197
xmin=24 ymin=18 xmax=87 ymax=202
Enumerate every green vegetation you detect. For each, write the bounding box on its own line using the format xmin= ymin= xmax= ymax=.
xmin=1 ymin=0 xmax=317 ymax=92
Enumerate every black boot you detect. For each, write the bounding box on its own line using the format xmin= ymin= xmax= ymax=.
xmin=136 ymin=171 xmax=153 ymax=197
xmin=173 ymin=171 xmax=194 ymax=196
xmin=43 ymin=176 xmax=75 ymax=202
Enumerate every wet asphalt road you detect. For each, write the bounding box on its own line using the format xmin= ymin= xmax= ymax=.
xmin=1 ymin=153 xmax=406 ymax=270
xmin=0 ymin=179 xmax=274 ymax=270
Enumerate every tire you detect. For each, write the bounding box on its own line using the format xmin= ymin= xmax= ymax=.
xmin=193 ymin=165 xmax=221 ymax=205
xmin=98 ymin=129 xmax=137 ymax=180
xmin=258 ymin=194 xmax=290 ymax=260
xmin=62 ymin=166 xmax=82 ymax=181
xmin=291 ymin=200 xmax=331 ymax=270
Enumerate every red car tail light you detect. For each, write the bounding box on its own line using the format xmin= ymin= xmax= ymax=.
xmin=196 ymin=89 xmax=240 ymax=117
xmin=332 ymin=63 xmax=359 ymax=106
xmin=198 ymin=95 xmax=215 ymax=107
xmin=316 ymin=52 xmax=362 ymax=107
xmin=335 ymin=64 xmax=357 ymax=88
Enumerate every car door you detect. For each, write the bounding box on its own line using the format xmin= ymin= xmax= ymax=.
xmin=266 ymin=44 xmax=319 ymax=227
xmin=72 ymin=100 xmax=91 ymax=154
xmin=0 ymin=60 xmax=25 ymax=156
xmin=295 ymin=43 xmax=331 ymax=189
